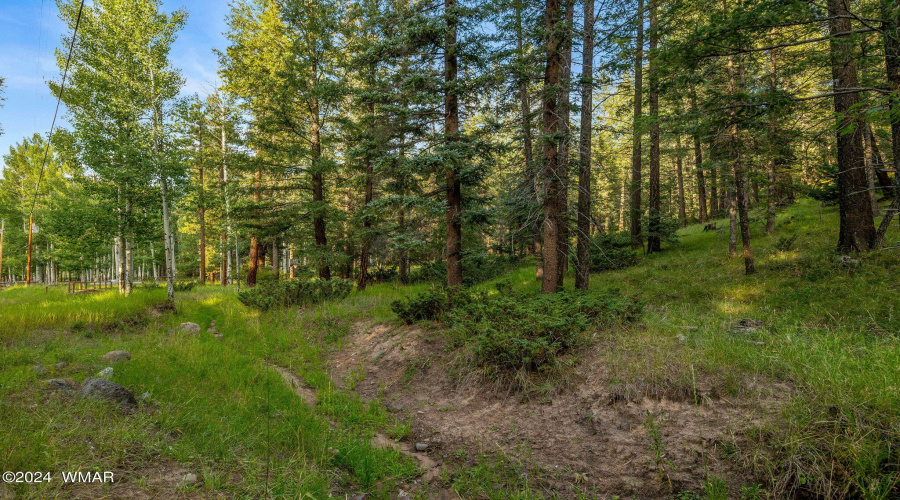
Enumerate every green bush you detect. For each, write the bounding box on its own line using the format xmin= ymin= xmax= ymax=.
xmin=238 ymin=278 xmax=353 ymax=310
xmin=449 ymin=290 xmax=641 ymax=372
xmin=390 ymin=287 xmax=476 ymax=324
xmin=407 ymin=253 xmax=521 ymax=285
xmin=393 ymin=286 xmax=642 ymax=372
xmin=174 ymin=281 xmax=198 ymax=292
xmin=590 ymin=232 xmax=639 ymax=272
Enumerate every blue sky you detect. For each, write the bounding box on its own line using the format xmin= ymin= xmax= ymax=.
xmin=0 ymin=0 xmax=231 ymax=168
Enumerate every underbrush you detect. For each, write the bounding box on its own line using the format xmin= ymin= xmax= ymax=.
xmin=237 ymin=278 xmax=353 ymax=310
xmin=392 ymin=285 xmax=641 ymax=373
xmin=407 ymin=253 xmax=521 ymax=286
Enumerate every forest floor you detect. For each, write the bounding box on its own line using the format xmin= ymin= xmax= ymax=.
xmin=2 ymin=198 xmax=900 ymax=499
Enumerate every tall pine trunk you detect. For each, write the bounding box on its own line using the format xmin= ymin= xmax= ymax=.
xmin=445 ymin=0 xmax=463 ymax=288
xmin=876 ymin=0 xmax=900 ymax=246
xmin=541 ymin=0 xmax=564 ymax=293
xmin=630 ymin=0 xmax=644 ymax=249
xmin=647 ymin=0 xmax=662 ymax=253
xmin=830 ymin=0 xmax=876 ymax=251
xmin=575 ymin=0 xmax=594 ymax=290
xmin=675 ymin=134 xmax=687 ymax=226
xmin=310 ymin=92 xmax=332 ymax=279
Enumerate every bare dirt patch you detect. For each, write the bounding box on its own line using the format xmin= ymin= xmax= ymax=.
xmin=330 ymin=321 xmax=790 ymax=499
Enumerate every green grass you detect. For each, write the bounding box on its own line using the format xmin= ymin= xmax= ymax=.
xmin=1 ymin=197 xmax=898 ymax=499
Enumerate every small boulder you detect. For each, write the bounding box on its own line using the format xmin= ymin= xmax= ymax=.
xmin=77 ymin=378 xmax=137 ymax=408
xmin=99 ymin=350 xmax=131 ymax=364
xmin=178 ymin=322 xmax=201 ymax=334
xmin=96 ymin=367 xmax=114 ymax=379
xmin=181 ymin=473 xmax=198 ymax=485
xmin=415 ymin=443 xmax=429 ymax=452
xmin=54 ymin=361 xmax=69 ymax=369
xmin=213 ymin=333 xmax=224 ymax=339
xmin=386 ymin=401 xmax=405 ymax=413
xmin=46 ymin=378 xmax=79 ymax=393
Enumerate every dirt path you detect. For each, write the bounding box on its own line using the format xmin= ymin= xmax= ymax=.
xmin=328 ymin=321 xmax=790 ymax=499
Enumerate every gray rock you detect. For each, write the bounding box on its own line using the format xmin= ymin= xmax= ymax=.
xmin=99 ymin=350 xmax=131 ymax=364
xmin=178 ymin=322 xmax=201 ymax=334
xmin=46 ymin=378 xmax=78 ymax=393
xmin=31 ymin=364 xmax=47 ymax=375
xmin=54 ymin=361 xmax=69 ymax=369
xmin=139 ymin=392 xmax=152 ymax=403
xmin=386 ymin=401 xmax=405 ymax=413
xmin=96 ymin=367 xmax=114 ymax=379
xmin=415 ymin=443 xmax=429 ymax=452
xmin=213 ymin=333 xmax=224 ymax=339
xmin=207 ymin=327 xmax=218 ymax=335
xmin=77 ymin=378 xmax=137 ymax=408
xmin=181 ymin=473 xmax=198 ymax=485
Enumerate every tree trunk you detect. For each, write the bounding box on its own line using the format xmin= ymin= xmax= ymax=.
xmin=310 ymin=93 xmax=332 ymax=280
xmin=248 ymin=169 xmax=261 ymax=287
xmin=445 ymin=0 xmax=463 ymax=288
xmin=728 ymin=190 xmax=737 ymax=257
xmin=199 ymin=165 xmax=207 ymax=283
xmin=575 ymin=0 xmax=594 ymax=290
xmin=675 ymin=134 xmax=687 ymax=226
xmin=556 ymin=0 xmax=574 ymax=284
xmin=726 ymin=46 xmax=755 ymax=273
xmin=647 ymin=0 xmax=662 ymax=253
xmin=765 ymin=50 xmax=779 ymax=235
xmin=876 ymin=1 xmax=900 ymax=246
xmin=161 ymin=176 xmax=176 ymax=304
xmin=541 ymin=0 xmax=564 ymax=293
xmin=830 ymin=0 xmax=876 ymax=251
xmin=630 ymin=0 xmax=644 ymax=249
xmin=358 ymin=99 xmax=376 ymax=291
xmin=691 ymin=94 xmax=708 ymax=223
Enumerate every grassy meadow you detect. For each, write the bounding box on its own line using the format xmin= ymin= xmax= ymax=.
xmin=0 ymin=198 xmax=898 ymax=499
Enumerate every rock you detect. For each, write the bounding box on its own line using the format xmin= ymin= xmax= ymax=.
xmin=178 ymin=322 xmax=201 ymax=334
xmin=351 ymin=494 xmax=367 ymax=500
xmin=96 ymin=367 xmax=114 ymax=379
xmin=99 ymin=350 xmax=131 ymax=364
xmin=415 ymin=443 xmax=429 ymax=452
xmin=213 ymin=334 xmax=224 ymax=339
xmin=207 ymin=327 xmax=218 ymax=334
xmin=139 ymin=392 xmax=152 ymax=403
xmin=181 ymin=473 xmax=198 ymax=485
xmin=386 ymin=401 xmax=405 ymax=413
xmin=730 ymin=318 xmax=763 ymax=334
xmin=55 ymin=361 xmax=69 ymax=369
xmin=676 ymin=334 xmax=687 ymax=344
xmin=77 ymin=378 xmax=137 ymax=408
xmin=31 ymin=364 xmax=48 ymax=375
xmin=46 ymin=378 xmax=79 ymax=393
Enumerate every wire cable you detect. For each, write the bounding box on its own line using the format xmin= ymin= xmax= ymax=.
xmin=29 ymin=0 xmax=86 ymax=217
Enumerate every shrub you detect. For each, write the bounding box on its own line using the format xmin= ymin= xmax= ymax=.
xmin=390 ymin=287 xmax=477 ymax=324
xmin=407 ymin=253 xmax=521 ymax=285
xmin=368 ymin=266 xmax=398 ymax=283
xmin=448 ymin=290 xmax=641 ymax=372
xmin=238 ymin=278 xmax=353 ymax=310
xmin=393 ymin=286 xmax=642 ymax=372
xmin=174 ymin=281 xmax=198 ymax=292
xmin=590 ymin=232 xmax=639 ymax=272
